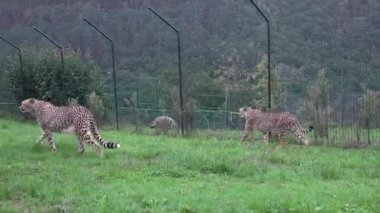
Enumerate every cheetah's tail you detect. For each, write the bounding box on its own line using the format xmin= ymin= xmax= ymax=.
xmin=95 ymin=135 xmax=120 ymax=149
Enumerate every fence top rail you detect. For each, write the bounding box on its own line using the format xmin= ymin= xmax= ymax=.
xmin=0 ymin=102 xmax=17 ymax=105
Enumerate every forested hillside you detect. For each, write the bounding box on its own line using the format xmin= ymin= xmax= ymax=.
xmin=0 ymin=0 xmax=379 ymax=108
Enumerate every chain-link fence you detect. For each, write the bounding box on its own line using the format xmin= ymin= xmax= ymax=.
xmin=0 ymin=1 xmax=379 ymax=147
xmin=1 ymin=77 xmax=379 ymax=146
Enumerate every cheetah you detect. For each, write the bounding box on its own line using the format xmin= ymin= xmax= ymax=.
xmin=240 ymin=107 xmax=313 ymax=147
xmin=19 ymin=98 xmax=120 ymax=157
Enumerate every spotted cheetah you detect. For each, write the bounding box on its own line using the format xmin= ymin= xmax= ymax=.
xmin=240 ymin=107 xmax=313 ymax=147
xmin=19 ymin=98 xmax=120 ymax=157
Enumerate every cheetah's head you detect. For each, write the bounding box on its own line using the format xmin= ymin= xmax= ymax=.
xmin=19 ymin=98 xmax=37 ymax=115
xmin=239 ymin=107 xmax=261 ymax=118
xmin=239 ymin=107 xmax=252 ymax=118
xmin=150 ymin=121 xmax=156 ymax=128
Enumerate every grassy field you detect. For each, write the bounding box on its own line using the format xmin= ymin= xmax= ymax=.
xmin=0 ymin=118 xmax=379 ymax=212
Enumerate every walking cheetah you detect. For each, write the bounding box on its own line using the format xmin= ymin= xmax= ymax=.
xmin=19 ymin=98 xmax=120 ymax=157
xmin=240 ymin=107 xmax=313 ymax=147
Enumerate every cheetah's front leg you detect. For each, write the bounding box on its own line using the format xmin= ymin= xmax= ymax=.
xmin=262 ymin=132 xmax=270 ymax=144
xmin=37 ymin=132 xmax=47 ymax=144
xmin=295 ymin=130 xmax=309 ymax=147
xmin=77 ymin=135 xmax=85 ymax=154
xmin=241 ymin=131 xmax=248 ymax=142
xmin=276 ymin=131 xmax=287 ymax=148
xmin=241 ymin=124 xmax=252 ymax=142
xmin=155 ymin=129 xmax=161 ymax=135
xmin=42 ymin=129 xmax=57 ymax=152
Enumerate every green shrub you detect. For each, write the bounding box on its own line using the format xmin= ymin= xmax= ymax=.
xmin=7 ymin=47 xmax=105 ymax=107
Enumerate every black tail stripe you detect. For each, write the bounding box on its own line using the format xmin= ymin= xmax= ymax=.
xmin=94 ymin=134 xmax=119 ymax=148
xmin=103 ymin=142 xmax=119 ymax=149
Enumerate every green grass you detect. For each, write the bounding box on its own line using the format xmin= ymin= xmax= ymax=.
xmin=0 ymin=119 xmax=379 ymax=212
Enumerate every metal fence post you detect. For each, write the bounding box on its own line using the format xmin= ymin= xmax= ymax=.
xmin=147 ymin=6 xmax=185 ymax=135
xmin=0 ymin=35 xmax=24 ymax=100
xmin=33 ymin=27 xmax=64 ymax=73
xmin=136 ymin=79 xmax=139 ymax=108
xmin=248 ymin=0 xmax=271 ymax=110
xmin=33 ymin=26 xmax=66 ymax=103
xmin=155 ymin=79 xmax=159 ymax=116
xmin=82 ymin=17 xmax=120 ymax=130
xmin=225 ymin=89 xmax=229 ymax=128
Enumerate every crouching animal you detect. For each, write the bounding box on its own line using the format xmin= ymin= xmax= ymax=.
xmin=150 ymin=116 xmax=177 ymax=135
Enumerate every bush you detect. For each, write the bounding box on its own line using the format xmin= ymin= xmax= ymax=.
xmin=7 ymin=47 xmax=105 ymax=107
xmin=299 ymin=69 xmax=330 ymax=141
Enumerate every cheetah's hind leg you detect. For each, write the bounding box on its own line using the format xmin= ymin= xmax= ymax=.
xmin=84 ymin=130 xmax=104 ymax=158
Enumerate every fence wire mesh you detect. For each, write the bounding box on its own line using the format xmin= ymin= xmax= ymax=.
xmin=0 ymin=1 xmax=379 ymax=147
